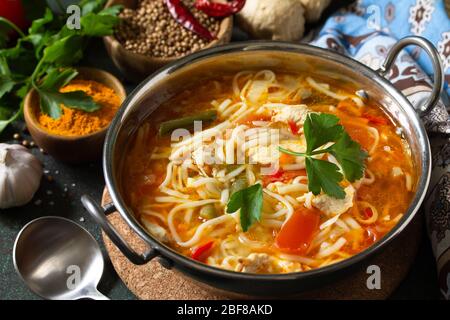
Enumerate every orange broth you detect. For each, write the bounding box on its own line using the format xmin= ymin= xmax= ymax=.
xmin=122 ymin=71 xmax=416 ymax=273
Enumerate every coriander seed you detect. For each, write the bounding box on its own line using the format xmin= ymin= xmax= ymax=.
xmin=115 ymin=0 xmax=220 ymax=58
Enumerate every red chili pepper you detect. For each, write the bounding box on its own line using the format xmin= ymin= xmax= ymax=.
xmin=364 ymin=207 xmax=373 ymax=218
xmin=195 ymin=0 xmax=246 ymax=17
xmin=191 ymin=241 xmax=214 ymax=261
xmin=362 ymin=113 xmax=388 ymax=125
xmin=165 ymin=0 xmax=215 ymax=41
xmin=288 ymin=120 xmax=300 ymax=135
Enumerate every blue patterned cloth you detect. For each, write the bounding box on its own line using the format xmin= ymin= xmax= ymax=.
xmin=311 ymin=0 xmax=450 ymax=299
xmin=311 ymin=0 xmax=450 ymax=97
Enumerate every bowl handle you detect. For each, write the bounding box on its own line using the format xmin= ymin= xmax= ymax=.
xmin=81 ymin=195 xmax=158 ymax=265
xmin=377 ymin=36 xmax=444 ymax=117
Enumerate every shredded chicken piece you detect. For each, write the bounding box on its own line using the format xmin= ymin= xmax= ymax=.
xmin=271 ymin=104 xmax=311 ymax=126
xmin=312 ymin=185 xmax=355 ymax=216
xmin=248 ymin=144 xmax=279 ymax=165
xmin=237 ymin=253 xmax=272 ymax=273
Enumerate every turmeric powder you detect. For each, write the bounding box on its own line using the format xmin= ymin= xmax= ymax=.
xmin=38 ymin=80 xmax=121 ymax=136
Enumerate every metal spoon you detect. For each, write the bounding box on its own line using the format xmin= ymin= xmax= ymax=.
xmin=13 ymin=216 xmax=109 ymax=300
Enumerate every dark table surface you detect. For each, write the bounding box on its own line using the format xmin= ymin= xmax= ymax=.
xmin=0 ymin=3 xmax=442 ymax=299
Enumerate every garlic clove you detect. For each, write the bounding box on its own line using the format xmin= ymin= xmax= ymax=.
xmin=0 ymin=143 xmax=43 ymax=209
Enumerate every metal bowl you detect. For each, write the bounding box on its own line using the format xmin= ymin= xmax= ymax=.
xmin=83 ymin=36 xmax=443 ymax=296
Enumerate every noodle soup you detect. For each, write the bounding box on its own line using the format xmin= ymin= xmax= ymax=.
xmin=123 ymin=70 xmax=415 ymax=274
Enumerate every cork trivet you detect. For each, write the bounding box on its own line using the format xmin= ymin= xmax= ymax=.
xmin=101 ymin=188 xmax=422 ymax=300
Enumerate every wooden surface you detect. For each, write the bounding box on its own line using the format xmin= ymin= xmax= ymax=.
xmin=101 ymin=188 xmax=423 ymax=300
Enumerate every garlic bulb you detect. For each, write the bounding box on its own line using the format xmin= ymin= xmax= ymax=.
xmin=0 ymin=143 xmax=42 ymax=209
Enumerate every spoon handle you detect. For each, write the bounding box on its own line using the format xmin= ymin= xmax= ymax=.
xmin=82 ymin=289 xmax=110 ymax=300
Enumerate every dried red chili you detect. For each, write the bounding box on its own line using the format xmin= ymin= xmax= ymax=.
xmin=165 ymin=0 xmax=215 ymax=41
xmin=195 ymin=0 xmax=246 ymax=17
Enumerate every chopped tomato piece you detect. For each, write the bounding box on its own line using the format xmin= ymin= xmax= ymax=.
xmin=288 ymin=120 xmax=300 ymax=135
xmin=362 ymin=113 xmax=388 ymax=125
xmin=261 ymin=169 xmax=306 ymax=186
xmin=275 ymin=207 xmax=321 ymax=254
xmin=191 ymin=241 xmax=214 ymax=262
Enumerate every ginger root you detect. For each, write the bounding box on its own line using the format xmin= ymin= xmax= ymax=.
xmin=236 ymin=0 xmax=305 ymax=41
xmin=236 ymin=0 xmax=331 ymax=41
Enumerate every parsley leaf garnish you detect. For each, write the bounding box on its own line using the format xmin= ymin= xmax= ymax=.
xmin=279 ymin=113 xmax=368 ymax=199
xmin=304 ymin=113 xmax=344 ymax=153
xmin=305 ymin=157 xmax=345 ymax=198
xmin=226 ymin=183 xmax=263 ymax=232
xmin=329 ymin=131 xmax=368 ymax=182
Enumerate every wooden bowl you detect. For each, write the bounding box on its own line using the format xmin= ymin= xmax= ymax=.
xmin=103 ymin=0 xmax=233 ymax=82
xmin=24 ymin=67 xmax=126 ymax=164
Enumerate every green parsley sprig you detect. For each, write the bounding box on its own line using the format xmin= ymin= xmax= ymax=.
xmin=226 ymin=183 xmax=263 ymax=232
xmin=0 ymin=0 xmax=122 ymax=133
xmin=279 ymin=113 xmax=368 ymax=199
xmin=225 ymin=114 xmax=367 ymax=232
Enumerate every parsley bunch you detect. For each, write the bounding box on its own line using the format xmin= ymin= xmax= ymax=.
xmin=0 ymin=0 xmax=122 ymax=133
xmin=280 ymin=113 xmax=368 ymax=199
